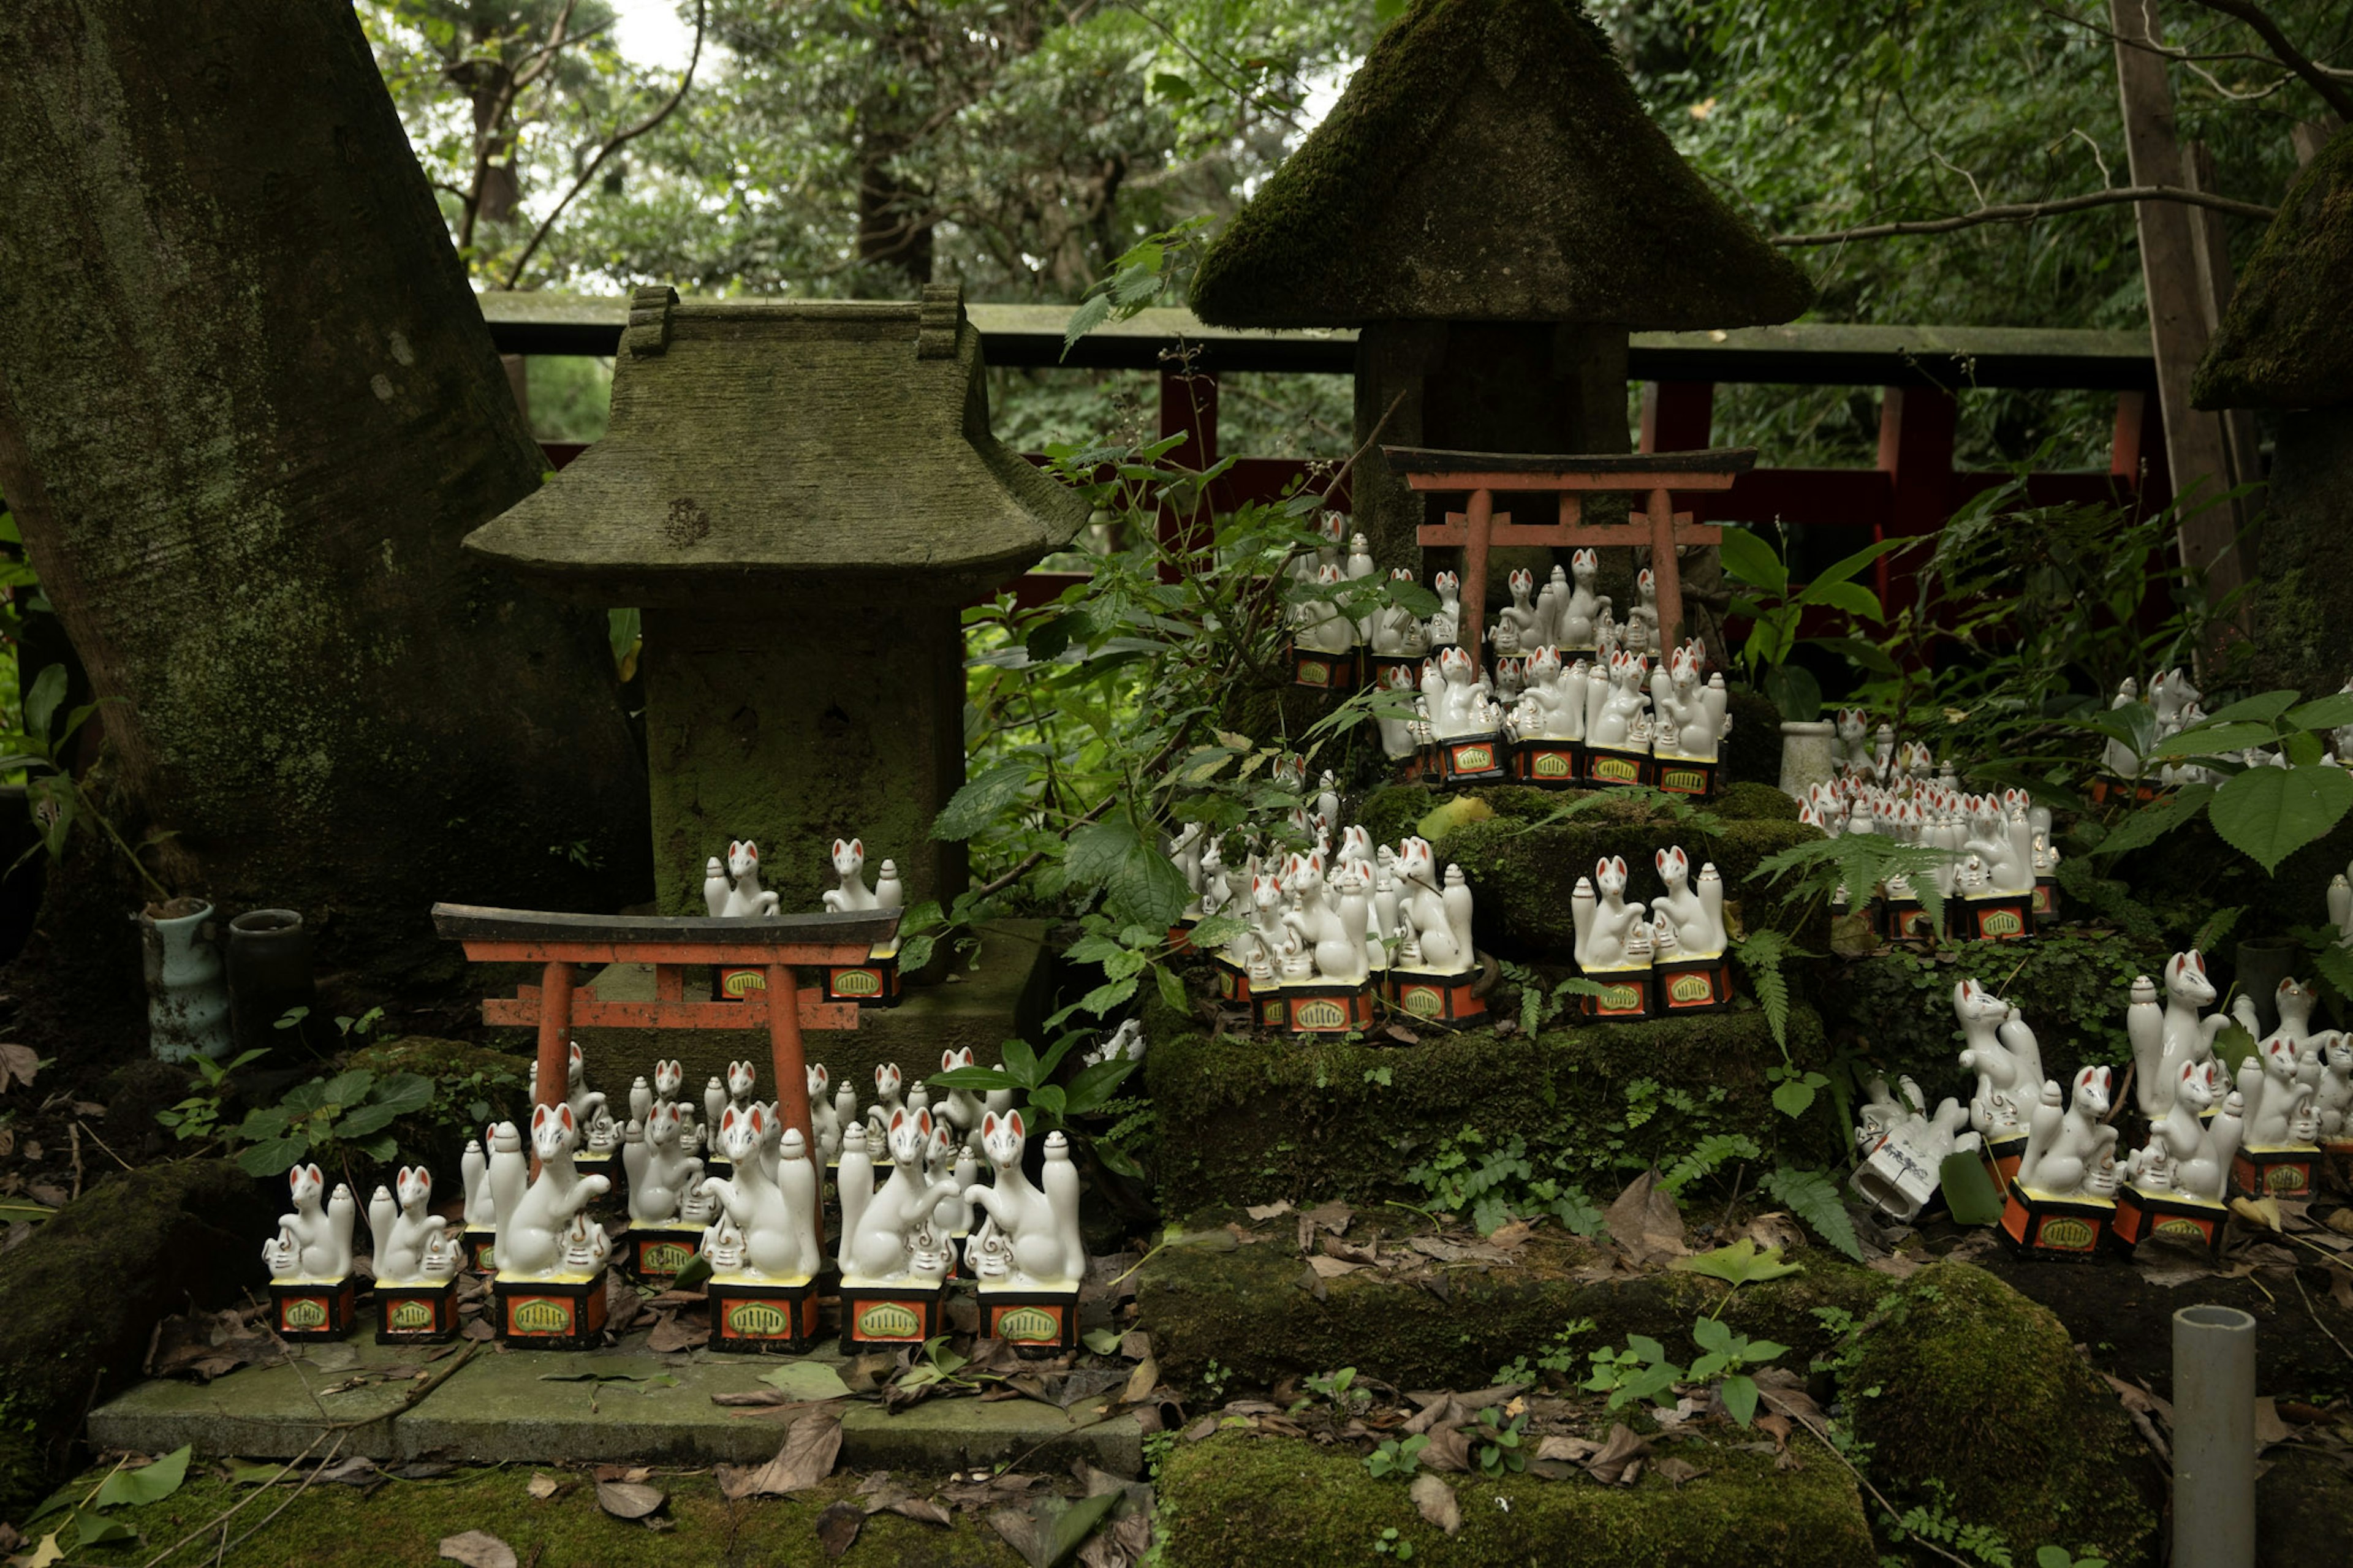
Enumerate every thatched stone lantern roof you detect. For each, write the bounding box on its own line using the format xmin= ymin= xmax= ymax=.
xmin=466 ymin=284 xmax=1085 ymax=604
xmin=465 ymin=284 xmax=1083 ymax=922
xmin=1188 ymin=0 xmax=1812 ymax=330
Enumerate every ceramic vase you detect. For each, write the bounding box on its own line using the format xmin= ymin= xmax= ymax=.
xmin=227 ymin=907 xmax=317 ymax=1056
xmin=1778 ymin=720 xmax=1838 ymax=800
xmin=138 ymin=900 xmax=233 ymax=1062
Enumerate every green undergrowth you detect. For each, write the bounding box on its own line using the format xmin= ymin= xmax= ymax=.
xmin=1135 ymin=1227 xmax=1885 ymax=1392
xmin=47 ymin=1464 xmax=1024 ymax=1568
xmin=1156 ymin=1427 xmax=1874 ymax=1567
xmin=1146 ymin=1002 xmax=1828 ymax=1214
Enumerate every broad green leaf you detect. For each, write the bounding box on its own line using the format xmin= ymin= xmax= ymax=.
xmin=1064 ymin=1058 xmax=1137 ymax=1116
xmin=1000 ymin=1037 xmax=1040 ymax=1081
xmin=1155 ymin=962 xmax=1186 ymax=1014
xmin=334 ymin=1102 xmax=401 ymax=1138
xmin=669 ymin=1253 xmax=712 ymax=1292
xmin=1801 ymin=579 xmax=1882 ymax=623
xmin=1718 ymin=1374 xmax=1760 ymax=1427
xmin=1691 ymin=1316 xmax=1732 ymax=1353
xmin=2091 ymin=783 xmax=2214 ymax=860
xmin=90 ymin=1445 xmax=189 ymax=1509
xmin=236 ymin=1137 xmax=312 ymax=1177
xmin=1771 ymin=1078 xmax=1816 ymax=1118
xmin=23 ymin=665 xmax=66 ymax=748
xmin=1029 ymin=1084 xmax=1068 ymax=1119
xmin=1669 ymin=1238 xmax=1802 ymax=1286
xmin=1059 ymin=292 xmax=1113 ymax=359
xmin=757 ymin=1361 xmax=852 ymax=1400
xmin=2201 ymin=691 xmax=2300 ymax=725
xmin=2208 ymin=763 xmax=2353 ymax=873
xmin=930 ymin=1066 xmax=1016 ymax=1093
xmin=1763 ymin=664 xmax=1822 ymax=724
xmin=933 ymin=761 xmax=1034 ymax=843
xmin=320 ymin=1070 xmax=373 ymax=1109
xmin=1716 ymin=528 xmax=1787 ymax=594
xmin=2287 ymin=694 xmax=2353 ymax=731
xmin=74 ymin=1517 xmax=137 ymax=1548
xmin=2145 ymin=720 xmax=2278 ymax=760
xmin=1624 ymin=1334 xmax=1667 ymax=1363
xmin=1938 ymin=1151 xmax=2004 ymax=1227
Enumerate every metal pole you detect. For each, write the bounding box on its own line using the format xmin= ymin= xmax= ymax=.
xmin=2172 ymin=1303 xmax=2256 ymax=1568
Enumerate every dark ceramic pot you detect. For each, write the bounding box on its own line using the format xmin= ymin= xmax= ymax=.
xmin=228 ymin=907 xmax=317 ymax=1055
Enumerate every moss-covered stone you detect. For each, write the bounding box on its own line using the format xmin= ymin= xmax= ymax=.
xmin=1157 ymin=1428 xmax=1874 ymax=1567
xmin=2199 ymin=405 xmax=2353 ymax=703
xmin=2192 ymin=126 xmax=2353 ymax=412
xmin=1137 ymin=1230 xmax=1889 ymax=1392
xmin=1147 ymin=1004 xmax=1824 ymax=1214
xmin=1188 ymin=0 xmax=1811 ymax=330
xmin=1849 ymin=1262 xmax=2161 ymax=1566
xmin=0 ymin=1161 xmax=268 ymax=1514
xmin=57 ymin=1463 xmax=1026 ymax=1567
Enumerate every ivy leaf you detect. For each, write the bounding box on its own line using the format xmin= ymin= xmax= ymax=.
xmin=1771 ymin=1078 xmax=1815 ymax=1118
xmin=2207 ymin=764 xmax=2353 ymax=873
xmin=1718 ymin=1374 xmax=1760 ymax=1428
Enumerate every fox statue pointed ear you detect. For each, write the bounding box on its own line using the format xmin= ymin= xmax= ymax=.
xmin=748 ymin=1104 xmax=767 ymax=1134
xmin=890 ymin=1108 xmax=906 ymax=1131
xmin=558 ymin=1104 xmax=576 ymax=1131
xmin=531 ymin=1104 xmax=551 ymax=1130
xmin=851 ymin=839 xmax=863 ymax=857
xmin=1009 ymin=1110 xmax=1025 ymax=1138
xmin=982 ymin=1112 xmax=998 ymax=1137
xmin=917 ymin=1109 xmax=932 ymax=1136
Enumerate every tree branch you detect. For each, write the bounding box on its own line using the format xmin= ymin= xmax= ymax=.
xmin=1771 ymin=183 xmax=2275 ymax=246
xmin=2183 ymin=0 xmax=2353 ymax=118
xmin=501 ymin=0 xmax=708 ymax=289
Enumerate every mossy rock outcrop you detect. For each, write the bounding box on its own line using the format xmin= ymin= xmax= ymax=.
xmin=1351 ymin=779 xmax=1823 ymax=965
xmin=0 ymin=1160 xmax=268 ymax=1513
xmin=1137 ymin=1229 xmax=1889 ymax=1392
xmin=1156 ymin=1428 xmax=1874 ymax=1567
xmin=1849 ymin=1262 xmax=2161 ymax=1566
xmin=1147 ymin=1004 xmax=1824 ymax=1214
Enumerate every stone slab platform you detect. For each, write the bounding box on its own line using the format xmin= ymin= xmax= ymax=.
xmin=89 ymin=1329 xmax=1139 ymax=1475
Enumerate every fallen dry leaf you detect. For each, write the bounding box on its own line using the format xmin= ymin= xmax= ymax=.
xmin=1306 ymin=1254 xmax=1361 ymax=1279
xmin=1654 ymin=1456 xmax=1704 ymax=1485
xmin=719 ymin=1409 xmax=844 ymax=1498
xmin=1302 ymin=1200 xmax=1354 ymax=1237
xmin=1534 ymin=1434 xmax=1599 ymax=1463
xmin=1485 ymin=1219 xmax=1536 ymax=1250
xmin=2254 ymin=1398 xmax=2291 ymax=1449
xmin=1409 ymin=1473 xmax=1461 ymax=1537
xmin=0 ymin=1042 xmax=39 ymax=1094
xmin=646 ymin=1312 xmax=706 ymax=1354
xmin=1244 ymin=1200 xmax=1294 ymax=1221
xmin=1743 ymin=1211 xmax=1805 ymax=1254
xmin=2332 ymin=1271 xmax=2353 ymax=1315
xmin=2100 ymin=1373 xmax=2174 ymax=1427
xmin=2324 ymin=1209 xmax=2353 ymax=1239
xmin=596 ymin=1481 xmax=666 ymax=1520
xmin=1754 ymin=1412 xmax=1794 ymax=1449
xmin=1602 ymin=1170 xmax=1686 ymax=1266
xmin=1123 ymin=1358 xmax=1160 ymax=1404
xmin=816 ymin=1501 xmax=863 ymax=1558
xmin=887 ymin=1496 xmax=953 ymax=1527
xmin=1752 ymin=1367 xmax=1825 ymax=1429
xmin=438 ymin=1531 xmax=517 ymax=1568
xmin=1585 ymin=1424 xmax=1650 ymax=1485
xmin=526 ymin=1473 xmax=562 ymax=1501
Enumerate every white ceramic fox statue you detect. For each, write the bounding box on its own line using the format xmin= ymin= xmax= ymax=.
xmin=264 ymin=1163 xmax=355 ymax=1281
xmin=368 ymin=1165 xmax=460 ymax=1284
xmin=964 ymin=1111 xmax=1086 ymax=1290
xmin=490 ymin=1104 xmax=610 ymax=1278
xmin=808 ymin=1065 xmax=843 ymax=1164
xmin=699 ymin=1104 xmax=820 ymax=1281
xmin=1572 ymin=856 xmax=1647 ymax=971
xmin=2128 ymin=952 xmax=2240 ymax=1118
xmin=717 ymin=840 xmax=782 ymax=916
xmin=1955 ymin=980 xmax=2040 ymax=1135
xmin=2015 ymin=1068 xmax=2121 ymax=1199
xmin=837 ymin=1113 xmax=960 ymax=1283
xmin=2129 ymin=1061 xmax=2244 ymax=1202
xmin=1559 ymin=550 xmax=1601 ymax=648
xmin=623 ymin=1101 xmax=706 ymax=1224
xmin=527 ymin=1040 xmax=607 ymax=1130
xmin=822 ymin=838 xmax=877 ymax=912
xmin=1651 ymin=847 xmax=1726 ymax=958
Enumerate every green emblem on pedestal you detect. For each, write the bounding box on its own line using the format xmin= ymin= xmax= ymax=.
xmin=282 ymin=1298 xmax=327 ymax=1330
xmin=727 ymin=1301 xmax=792 ymax=1337
xmin=996 ymin=1306 xmax=1060 ymax=1344
xmin=858 ymin=1301 xmax=922 ymax=1339
xmin=513 ymin=1298 xmax=572 ymax=1335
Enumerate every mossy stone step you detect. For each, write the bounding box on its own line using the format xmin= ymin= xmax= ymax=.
xmin=88 ymin=1332 xmax=1139 ymax=1475
xmin=1145 ymin=1003 xmax=1822 ymax=1214
xmin=1132 ymin=1225 xmax=1887 ymax=1393
xmin=1155 ymin=1428 xmax=1874 ymax=1567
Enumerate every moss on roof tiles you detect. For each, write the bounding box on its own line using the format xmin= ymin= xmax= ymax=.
xmin=462 ymin=285 xmax=1086 ymax=604
xmin=1188 ymin=0 xmax=1813 ymax=330
xmin=2194 ymin=127 xmax=2353 ymax=412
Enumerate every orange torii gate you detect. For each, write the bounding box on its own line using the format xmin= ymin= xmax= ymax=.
xmin=1384 ymin=446 xmax=1758 ymax=655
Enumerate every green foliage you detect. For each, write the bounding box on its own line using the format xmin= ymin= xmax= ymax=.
xmin=932 ymin=1030 xmax=1140 ymax=1173
xmin=233 ymin=1068 xmax=434 ymax=1178
xmin=1580 ymin=1333 xmax=1685 ymax=1411
xmin=1749 ymin=831 xmax=1956 ymax=934
xmin=1371 ymin=1525 xmax=1414 ymax=1561
xmin=1658 ymin=1134 xmax=1761 ymax=1195
xmin=1401 ymin=1128 xmax=1601 ymax=1238
xmin=1762 ymin=1165 xmax=1864 ymax=1262
xmin=153 ymin=1048 xmax=267 ymax=1146
xmin=0 ymin=662 xmax=167 ymax=897
xmin=1719 ymin=525 xmax=1912 ymax=722
xmin=1470 ymin=1406 xmax=1527 ymax=1477
xmin=1305 ymin=1366 xmax=1368 ymax=1417
xmin=1361 ymin=1433 xmax=1428 ymax=1481
xmin=1732 ymin=928 xmax=1797 ymax=1053
xmin=1670 ymin=1238 xmax=1803 ymax=1289
xmin=1687 ymin=1316 xmax=1788 ymax=1428
xmin=1491 ymin=1317 xmax=1597 ymax=1388
xmin=2084 ymin=689 xmax=2353 ymax=873
xmin=25 ymin=1443 xmax=192 ymax=1558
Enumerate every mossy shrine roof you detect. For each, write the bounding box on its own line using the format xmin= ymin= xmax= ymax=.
xmin=1187 ymin=0 xmax=1813 ymax=330
xmin=2194 ymin=127 xmax=2353 ymax=412
xmin=463 ymin=285 xmax=1087 ymax=605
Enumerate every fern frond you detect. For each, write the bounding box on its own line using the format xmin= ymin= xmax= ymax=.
xmin=1732 ymin=930 xmax=1796 ymax=1052
xmin=1764 ymin=1164 xmax=1863 ymax=1261
xmin=1660 ymin=1133 xmax=1764 ymax=1195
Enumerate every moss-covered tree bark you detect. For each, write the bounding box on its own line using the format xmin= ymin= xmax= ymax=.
xmin=0 ymin=0 xmax=650 ymax=1031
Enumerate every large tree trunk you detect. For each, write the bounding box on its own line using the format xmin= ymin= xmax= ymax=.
xmin=0 ymin=0 xmax=651 ymax=1053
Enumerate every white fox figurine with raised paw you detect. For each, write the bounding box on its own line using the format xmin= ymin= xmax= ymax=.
xmin=2236 ymin=1035 xmax=2317 ymax=1148
xmin=2128 ymin=952 xmax=2237 ymax=1117
xmin=2016 ymin=1068 xmax=2121 ymax=1199
xmin=964 ymin=1111 xmax=1087 ymax=1291
xmin=716 ymin=840 xmax=782 ymax=917
xmin=528 ymin=1040 xmax=607 ymax=1131
xmin=490 ymin=1104 xmax=611 ymax=1278
xmin=822 ymin=838 xmax=878 ymax=912
xmin=1572 ymin=856 xmax=1648 ymax=971
xmin=1560 ymin=550 xmax=1601 ymax=648
xmin=368 ymin=1165 xmax=460 ymax=1284
xmin=699 ymin=1104 xmax=820 ymax=1281
xmin=837 ymin=1113 xmax=960 ymax=1284
xmin=1427 ymin=571 xmax=1461 ymax=646
xmin=2314 ymin=1035 xmax=2353 ymax=1138
xmin=265 ymin=1163 xmax=355 ymax=1281
xmin=1651 ymin=847 xmax=1726 ymax=958
xmin=1955 ymin=981 xmax=2044 ymax=1136
xmin=2129 ymin=1061 xmax=2245 ymax=1202
xmin=623 ymin=1101 xmax=707 ymax=1224
xmin=808 ymin=1065 xmax=844 ymax=1164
